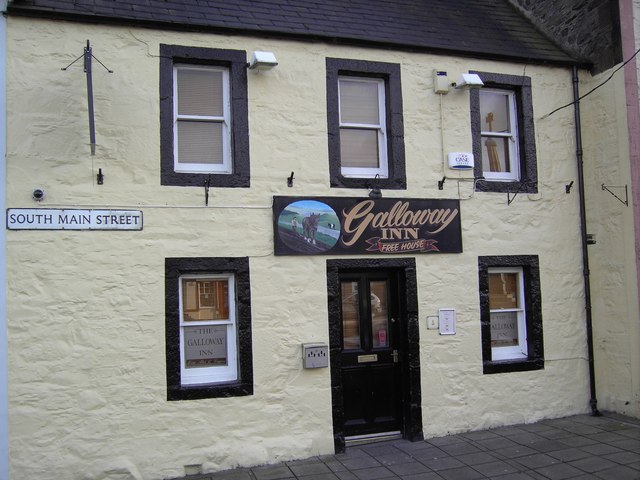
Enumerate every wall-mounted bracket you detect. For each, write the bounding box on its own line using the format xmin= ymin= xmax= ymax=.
xmin=565 ymin=181 xmax=574 ymax=194
xmin=204 ymin=175 xmax=211 ymax=206
xmin=507 ymin=181 xmax=526 ymax=205
xmin=287 ymin=171 xmax=295 ymax=187
xmin=61 ymin=40 xmax=113 ymax=156
xmin=601 ymin=184 xmax=628 ymax=206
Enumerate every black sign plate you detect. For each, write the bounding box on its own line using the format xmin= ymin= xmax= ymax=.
xmin=273 ymin=196 xmax=462 ymax=256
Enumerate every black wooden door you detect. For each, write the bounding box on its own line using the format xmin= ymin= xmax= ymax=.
xmin=339 ymin=271 xmax=403 ymax=437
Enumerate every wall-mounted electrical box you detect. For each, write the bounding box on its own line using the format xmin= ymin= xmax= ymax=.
xmin=433 ymin=70 xmax=449 ymax=94
xmin=302 ymin=343 xmax=329 ymax=369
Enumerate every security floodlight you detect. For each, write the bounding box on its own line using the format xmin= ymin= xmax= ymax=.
xmin=455 ymin=73 xmax=484 ymax=89
xmin=248 ymin=51 xmax=278 ymax=71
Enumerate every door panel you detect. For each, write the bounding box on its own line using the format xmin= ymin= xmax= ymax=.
xmin=339 ymin=271 xmax=402 ymax=437
xmin=342 ymin=367 xmax=368 ymax=429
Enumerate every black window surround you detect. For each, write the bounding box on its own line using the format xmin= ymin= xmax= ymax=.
xmin=160 ymin=44 xmax=250 ymax=187
xmin=326 ymin=58 xmax=406 ymax=190
xmin=165 ymin=257 xmax=253 ymax=400
xmin=470 ymin=71 xmax=538 ymax=194
xmin=478 ymin=255 xmax=544 ymax=374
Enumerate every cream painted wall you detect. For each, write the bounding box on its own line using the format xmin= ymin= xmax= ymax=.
xmin=576 ymin=22 xmax=640 ymax=417
xmin=6 ymin=17 xmax=594 ymax=480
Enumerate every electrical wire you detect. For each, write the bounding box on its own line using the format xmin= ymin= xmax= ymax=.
xmin=542 ymin=46 xmax=640 ymax=119
xmin=42 ymin=203 xmax=272 ymax=210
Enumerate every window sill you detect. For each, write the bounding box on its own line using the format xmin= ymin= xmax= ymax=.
xmin=474 ymin=179 xmax=537 ymax=194
xmin=483 ymin=357 xmax=544 ymax=375
xmin=491 ymin=352 xmax=527 ymax=362
xmin=168 ymin=381 xmax=253 ymax=401
xmin=330 ymin=174 xmax=406 ymax=190
xmin=161 ymin=170 xmax=250 ymax=188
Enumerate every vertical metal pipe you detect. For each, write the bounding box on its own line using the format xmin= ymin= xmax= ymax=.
xmin=573 ymin=65 xmax=601 ymax=416
xmin=84 ymin=40 xmax=96 ymax=156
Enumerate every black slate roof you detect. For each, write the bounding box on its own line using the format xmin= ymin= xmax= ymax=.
xmin=7 ymin=0 xmax=581 ymax=66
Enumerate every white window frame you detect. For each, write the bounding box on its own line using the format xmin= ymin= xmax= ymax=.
xmin=179 ymin=273 xmax=237 ymax=385
xmin=480 ymin=89 xmax=520 ymax=182
xmin=338 ymin=76 xmax=388 ymax=179
xmin=173 ymin=64 xmax=232 ymax=174
xmin=489 ymin=267 xmax=527 ymax=361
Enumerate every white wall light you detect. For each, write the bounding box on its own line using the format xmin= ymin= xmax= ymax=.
xmin=248 ymin=51 xmax=278 ymax=71
xmin=454 ymin=73 xmax=484 ymax=89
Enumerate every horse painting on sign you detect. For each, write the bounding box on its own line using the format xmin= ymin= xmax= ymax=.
xmin=276 ymin=199 xmax=340 ymax=254
xmin=302 ymin=213 xmax=319 ymax=245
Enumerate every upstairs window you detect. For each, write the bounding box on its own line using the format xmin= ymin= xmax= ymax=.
xmin=326 ymin=58 xmax=406 ymax=190
xmin=470 ymin=71 xmax=538 ymax=194
xmin=479 ymin=89 xmax=519 ymax=181
xmin=160 ymin=44 xmax=249 ymax=188
xmin=338 ymin=76 xmax=388 ymax=178
xmin=174 ymin=65 xmax=231 ymax=174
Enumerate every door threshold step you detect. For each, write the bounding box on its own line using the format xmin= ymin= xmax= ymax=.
xmin=345 ymin=431 xmax=402 ymax=446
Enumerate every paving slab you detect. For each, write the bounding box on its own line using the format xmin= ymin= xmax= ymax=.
xmin=166 ymin=413 xmax=640 ymax=480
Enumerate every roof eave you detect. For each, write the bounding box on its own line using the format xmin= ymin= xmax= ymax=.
xmin=6 ymin=5 xmax=590 ymax=70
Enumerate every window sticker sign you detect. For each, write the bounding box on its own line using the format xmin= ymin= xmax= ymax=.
xmin=273 ymin=196 xmax=462 ymax=255
xmin=184 ymin=325 xmax=228 ymax=368
xmin=6 ymin=209 xmax=143 ymax=230
xmin=490 ymin=311 xmax=518 ymax=347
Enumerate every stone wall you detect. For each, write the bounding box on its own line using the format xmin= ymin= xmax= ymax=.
xmin=509 ymin=0 xmax=622 ymax=74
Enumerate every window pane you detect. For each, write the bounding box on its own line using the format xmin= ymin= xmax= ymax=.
xmin=489 ymin=272 xmax=519 ymax=309
xmin=183 ymin=325 xmax=228 ymax=368
xmin=490 ymin=311 xmax=519 ymax=347
xmin=482 ymin=136 xmax=511 ymax=173
xmin=341 ymin=281 xmax=361 ymax=349
xmin=340 ymin=128 xmax=379 ymax=168
xmin=177 ymin=120 xmax=223 ymax=165
xmin=182 ymin=278 xmax=229 ymax=321
xmin=183 ymin=279 xmax=198 ymax=311
xmin=370 ymin=281 xmax=389 ymax=348
xmin=177 ymin=67 xmax=224 ymax=117
xmin=340 ymin=79 xmax=380 ymax=124
xmin=199 ymin=281 xmax=215 ymax=307
xmin=480 ymin=91 xmax=511 ymax=133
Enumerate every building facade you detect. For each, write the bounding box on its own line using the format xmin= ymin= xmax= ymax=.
xmin=2 ymin=1 xmax=639 ymax=479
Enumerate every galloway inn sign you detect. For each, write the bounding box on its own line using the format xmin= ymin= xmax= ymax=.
xmin=273 ymin=196 xmax=462 ymax=256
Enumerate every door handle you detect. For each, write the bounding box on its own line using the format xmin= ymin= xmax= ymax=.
xmin=392 ymin=349 xmax=399 ymax=363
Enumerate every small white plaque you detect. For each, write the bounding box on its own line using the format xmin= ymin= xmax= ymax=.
xmin=447 ymin=152 xmax=474 ymax=170
xmin=7 ymin=208 xmax=143 ymax=230
xmin=439 ymin=308 xmax=456 ymax=335
xmin=427 ymin=316 xmax=439 ymax=330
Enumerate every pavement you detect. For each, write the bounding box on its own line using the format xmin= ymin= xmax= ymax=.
xmin=168 ymin=412 xmax=640 ymax=480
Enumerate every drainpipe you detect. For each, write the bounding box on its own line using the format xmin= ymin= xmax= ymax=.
xmin=573 ymin=64 xmax=601 ymax=417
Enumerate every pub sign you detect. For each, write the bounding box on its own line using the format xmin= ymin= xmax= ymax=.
xmin=273 ymin=196 xmax=462 ymax=256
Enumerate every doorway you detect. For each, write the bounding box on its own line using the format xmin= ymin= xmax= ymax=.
xmin=326 ymin=258 xmax=423 ymax=452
